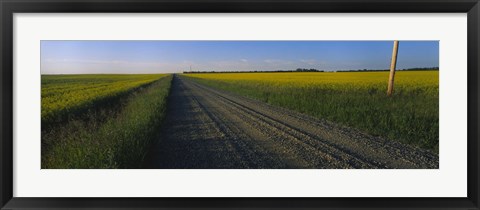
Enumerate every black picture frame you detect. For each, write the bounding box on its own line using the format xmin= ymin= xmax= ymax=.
xmin=1 ymin=0 xmax=479 ymax=209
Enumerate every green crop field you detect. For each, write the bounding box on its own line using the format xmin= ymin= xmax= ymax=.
xmin=42 ymin=74 xmax=173 ymax=169
xmin=183 ymin=71 xmax=439 ymax=152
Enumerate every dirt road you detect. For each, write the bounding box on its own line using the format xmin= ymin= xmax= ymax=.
xmin=147 ymin=75 xmax=439 ymax=169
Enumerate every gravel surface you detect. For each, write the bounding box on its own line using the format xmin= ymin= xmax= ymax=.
xmin=146 ymin=75 xmax=439 ymax=169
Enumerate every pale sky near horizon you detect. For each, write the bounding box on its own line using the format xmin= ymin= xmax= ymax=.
xmin=41 ymin=41 xmax=439 ymax=74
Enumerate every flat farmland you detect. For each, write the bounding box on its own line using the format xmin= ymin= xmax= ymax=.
xmin=42 ymin=74 xmax=172 ymax=169
xmin=41 ymin=71 xmax=439 ymax=169
xmin=183 ymin=71 xmax=439 ymax=152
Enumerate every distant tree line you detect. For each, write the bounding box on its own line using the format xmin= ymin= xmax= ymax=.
xmin=295 ymin=68 xmax=324 ymax=72
xmin=337 ymin=67 xmax=439 ymax=72
xmin=183 ymin=69 xmax=325 ymax=74
xmin=401 ymin=67 xmax=439 ymax=71
xmin=183 ymin=67 xmax=438 ymax=74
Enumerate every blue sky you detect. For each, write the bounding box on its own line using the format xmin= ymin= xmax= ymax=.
xmin=41 ymin=41 xmax=439 ymax=74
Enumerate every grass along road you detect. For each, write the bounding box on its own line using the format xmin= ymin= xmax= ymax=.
xmin=147 ymin=75 xmax=438 ymax=169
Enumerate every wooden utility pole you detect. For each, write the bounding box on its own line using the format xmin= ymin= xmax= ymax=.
xmin=387 ymin=40 xmax=399 ymax=96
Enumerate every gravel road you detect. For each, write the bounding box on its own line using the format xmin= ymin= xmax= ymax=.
xmin=147 ymin=75 xmax=439 ymax=169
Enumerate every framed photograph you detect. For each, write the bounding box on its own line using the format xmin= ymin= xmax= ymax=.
xmin=1 ymin=0 xmax=479 ymax=209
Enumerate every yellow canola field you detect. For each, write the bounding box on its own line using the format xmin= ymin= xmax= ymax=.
xmin=42 ymin=74 xmax=167 ymax=122
xmin=185 ymin=71 xmax=438 ymax=91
